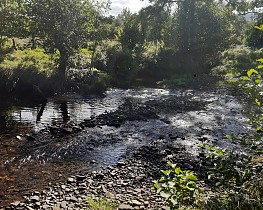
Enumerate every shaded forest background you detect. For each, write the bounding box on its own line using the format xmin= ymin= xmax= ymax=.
xmin=1 ymin=0 xmax=263 ymax=101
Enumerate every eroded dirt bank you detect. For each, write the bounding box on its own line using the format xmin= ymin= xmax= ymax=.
xmin=0 ymin=87 xmax=250 ymax=209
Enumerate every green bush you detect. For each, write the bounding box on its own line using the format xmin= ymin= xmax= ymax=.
xmin=66 ymin=68 xmax=110 ymax=94
xmin=0 ymin=48 xmax=57 ymax=98
xmin=212 ymin=45 xmax=263 ymax=76
xmin=154 ymin=162 xmax=202 ymax=209
xmin=68 ymin=48 xmax=92 ymax=69
xmin=0 ymin=48 xmax=56 ymax=74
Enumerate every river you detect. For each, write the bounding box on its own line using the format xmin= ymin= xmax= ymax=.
xmin=0 ymin=87 xmax=250 ymax=206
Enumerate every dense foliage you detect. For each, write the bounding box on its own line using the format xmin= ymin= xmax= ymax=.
xmin=0 ymin=0 xmax=262 ymax=94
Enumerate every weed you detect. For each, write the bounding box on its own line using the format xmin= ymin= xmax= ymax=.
xmin=154 ymin=162 xmax=202 ymax=209
xmin=86 ymin=197 xmax=117 ymax=210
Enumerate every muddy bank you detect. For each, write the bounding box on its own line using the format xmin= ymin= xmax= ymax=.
xmin=0 ymin=87 xmax=250 ymax=208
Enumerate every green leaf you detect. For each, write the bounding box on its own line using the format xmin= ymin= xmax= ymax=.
xmin=225 ymin=135 xmax=233 ymax=139
xmin=257 ymin=65 xmax=263 ymax=69
xmin=160 ymin=191 xmax=171 ymax=199
xmin=171 ymin=196 xmax=178 ymax=205
xmin=174 ymin=167 xmax=182 ymax=175
xmin=255 ymin=79 xmax=261 ymax=85
xmin=255 ymin=99 xmax=261 ymax=106
xmin=242 ymin=76 xmax=250 ymax=81
xmin=187 ymin=174 xmax=198 ymax=181
xmin=154 ymin=181 xmax=161 ymax=189
xmin=247 ymin=69 xmax=258 ymax=77
xmin=168 ymin=181 xmax=175 ymax=188
xmin=208 ymin=174 xmax=213 ymax=180
xmin=256 ymin=125 xmax=262 ymax=131
xmin=255 ymin=25 xmax=263 ymax=31
xmin=161 ymin=170 xmax=170 ymax=176
xmin=157 ymin=188 xmax=162 ymax=193
xmin=257 ymin=58 xmax=263 ymax=63
xmin=186 ymin=181 xmax=196 ymax=190
xmin=167 ymin=161 xmax=176 ymax=168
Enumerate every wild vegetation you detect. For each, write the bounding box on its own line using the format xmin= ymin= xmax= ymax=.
xmin=1 ymin=0 xmax=261 ymax=99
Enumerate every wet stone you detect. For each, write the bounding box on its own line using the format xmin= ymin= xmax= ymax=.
xmin=119 ymin=204 xmax=134 ymax=210
xmin=76 ymin=175 xmax=86 ymax=182
xmin=67 ymin=178 xmax=75 ymax=183
xmin=130 ymin=200 xmax=142 ymax=206
xmin=70 ymin=196 xmax=78 ymax=202
xmin=30 ymin=196 xmax=40 ymax=202
xmin=60 ymin=201 xmax=67 ymax=208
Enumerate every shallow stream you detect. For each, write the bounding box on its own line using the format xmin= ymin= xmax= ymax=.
xmin=0 ymin=88 xmax=250 ymax=206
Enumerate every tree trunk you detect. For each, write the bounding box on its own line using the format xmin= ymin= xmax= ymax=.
xmin=12 ymin=38 xmax=17 ymax=50
xmin=31 ymin=33 xmax=36 ymax=49
xmin=90 ymin=40 xmax=98 ymax=69
xmin=57 ymin=48 xmax=68 ymax=88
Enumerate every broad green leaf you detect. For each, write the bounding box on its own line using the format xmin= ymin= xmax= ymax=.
xmin=257 ymin=58 xmax=263 ymax=63
xmin=154 ymin=181 xmax=161 ymax=189
xmin=258 ymin=65 xmax=263 ymax=69
xmin=255 ymin=79 xmax=261 ymax=85
xmin=160 ymin=191 xmax=170 ymax=199
xmin=255 ymin=99 xmax=261 ymax=106
xmin=256 ymin=125 xmax=262 ymax=131
xmin=168 ymin=181 xmax=175 ymax=188
xmin=187 ymin=174 xmax=198 ymax=181
xmin=247 ymin=69 xmax=258 ymax=77
xmin=171 ymin=196 xmax=178 ymax=205
xmin=161 ymin=170 xmax=170 ymax=176
xmin=255 ymin=25 xmax=263 ymax=30
xmin=242 ymin=76 xmax=250 ymax=81
xmin=174 ymin=167 xmax=182 ymax=175
xmin=157 ymin=188 xmax=162 ymax=193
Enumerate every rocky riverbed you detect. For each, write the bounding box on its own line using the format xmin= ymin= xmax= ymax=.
xmin=0 ymin=87 xmax=250 ymax=209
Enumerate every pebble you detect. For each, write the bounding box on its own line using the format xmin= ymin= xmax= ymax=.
xmin=119 ymin=204 xmax=134 ymax=210
xmin=30 ymin=196 xmax=40 ymax=202
xmin=67 ymin=178 xmax=75 ymax=183
xmin=60 ymin=201 xmax=67 ymax=208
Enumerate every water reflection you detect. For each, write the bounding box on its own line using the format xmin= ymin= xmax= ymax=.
xmin=59 ymin=102 xmax=70 ymax=123
xmin=36 ymin=102 xmax=47 ymax=123
xmin=0 ymin=89 xmax=176 ymax=132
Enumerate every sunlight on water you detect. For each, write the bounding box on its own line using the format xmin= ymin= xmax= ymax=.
xmin=3 ymin=88 xmax=178 ymax=132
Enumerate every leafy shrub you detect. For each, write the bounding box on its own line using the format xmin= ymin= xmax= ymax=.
xmin=154 ymin=162 xmax=202 ymax=209
xmin=0 ymin=48 xmax=57 ymax=97
xmin=201 ymin=144 xmax=263 ymax=210
xmin=68 ymin=48 xmax=92 ymax=69
xmin=0 ymin=48 xmax=56 ymax=75
xmin=212 ymin=45 xmax=263 ymax=76
xmin=66 ymin=68 xmax=110 ymax=94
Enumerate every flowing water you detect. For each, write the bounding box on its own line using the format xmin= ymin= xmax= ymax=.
xmin=0 ymin=88 xmax=250 ymax=206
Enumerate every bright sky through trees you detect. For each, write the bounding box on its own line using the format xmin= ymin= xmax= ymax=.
xmin=109 ymin=0 xmax=149 ymax=16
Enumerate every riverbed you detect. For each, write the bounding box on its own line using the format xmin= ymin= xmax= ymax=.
xmin=0 ymin=87 xmax=250 ymax=208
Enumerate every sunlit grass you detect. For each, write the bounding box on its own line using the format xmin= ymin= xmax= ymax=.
xmin=86 ymin=197 xmax=117 ymax=210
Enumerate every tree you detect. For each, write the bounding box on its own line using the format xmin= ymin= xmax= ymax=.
xmin=26 ymin=0 xmax=108 ymax=84
xmin=0 ymin=0 xmax=28 ymax=48
xmin=142 ymin=0 xmax=232 ymax=74
xmin=110 ymin=10 xmax=146 ymax=83
xmin=116 ymin=10 xmax=145 ymax=53
xmin=247 ymin=14 xmax=263 ymax=48
xmin=175 ymin=0 xmax=231 ymax=72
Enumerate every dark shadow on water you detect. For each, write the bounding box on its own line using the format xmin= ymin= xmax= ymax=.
xmin=59 ymin=101 xmax=70 ymax=123
xmin=36 ymin=102 xmax=47 ymax=123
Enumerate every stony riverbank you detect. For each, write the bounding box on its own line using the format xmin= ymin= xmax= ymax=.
xmin=3 ymin=135 xmax=204 ymax=210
